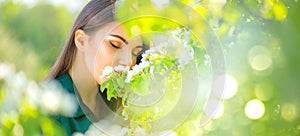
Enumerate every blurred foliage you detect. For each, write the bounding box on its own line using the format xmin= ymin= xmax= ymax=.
xmin=195 ymin=0 xmax=300 ymax=135
xmin=0 ymin=27 xmax=42 ymax=80
xmin=0 ymin=63 xmax=77 ymax=136
xmin=0 ymin=0 xmax=75 ymax=80
xmin=117 ymin=0 xmax=300 ymax=135
xmin=1 ymin=106 xmax=66 ymax=136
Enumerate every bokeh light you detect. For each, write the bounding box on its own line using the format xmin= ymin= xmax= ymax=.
xmin=204 ymin=99 xmax=224 ymax=119
xmin=214 ymin=74 xmax=238 ymax=100
xmin=223 ymin=75 xmax=238 ymax=99
xmin=281 ymin=103 xmax=297 ymax=122
xmin=250 ymin=54 xmax=272 ymax=71
xmin=212 ymin=102 xmax=224 ymax=119
xmin=248 ymin=46 xmax=273 ymax=71
xmin=244 ymin=99 xmax=265 ymax=120
xmin=254 ymin=82 xmax=273 ymax=101
xmin=13 ymin=124 xmax=24 ymax=136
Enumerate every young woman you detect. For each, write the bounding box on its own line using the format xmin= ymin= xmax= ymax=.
xmin=47 ymin=0 xmax=144 ymax=135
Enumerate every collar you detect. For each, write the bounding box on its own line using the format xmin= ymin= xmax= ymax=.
xmin=55 ymin=72 xmax=93 ymax=120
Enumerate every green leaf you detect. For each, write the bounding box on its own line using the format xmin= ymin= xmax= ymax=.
xmin=100 ymin=80 xmax=110 ymax=92
xmin=107 ymin=83 xmax=115 ymax=101
xmin=116 ymin=78 xmax=125 ymax=88
xmin=133 ymin=75 xmax=150 ymax=96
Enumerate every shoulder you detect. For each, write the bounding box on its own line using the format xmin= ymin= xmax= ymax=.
xmin=54 ymin=72 xmax=74 ymax=94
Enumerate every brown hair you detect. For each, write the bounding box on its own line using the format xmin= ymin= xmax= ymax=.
xmin=47 ymin=0 xmax=122 ymax=114
xmin=47 ymin=0 xmax=116 ymax=80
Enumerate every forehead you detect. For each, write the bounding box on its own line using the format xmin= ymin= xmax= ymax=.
xmin=91 ymin=21 xmax=143 ymax=47
xmin=93 ymin=21 xmax=128 ymax=40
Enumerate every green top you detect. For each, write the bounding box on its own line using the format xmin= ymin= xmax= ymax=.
xmin=54 ymin=72 xmax=95 ymax=136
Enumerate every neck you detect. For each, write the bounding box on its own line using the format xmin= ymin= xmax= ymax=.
xmin=69 ymin=51 xmax=98 ymax=108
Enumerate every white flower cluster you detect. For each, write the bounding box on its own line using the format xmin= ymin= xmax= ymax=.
xmin=204 ymin=54 xmax=211 ymax=67
xmin=99 ymin=27 xmax=196 ymax=83
xmin=74 ymin=119 xmax=149 ymax=136
xmin=73 ymin=118 xmax=178 ymax=136
xmin=99 ymin=66 xmax=113 ymax=78
xmin=100 ymin=62 xmax=151 ymax=83
xmin=99 ymin=65 xmax=130 ymax=79
xmin=40 ymin=81 xmax=78 ymax=116
xmin=113 ymin=65 xmax=130 ymax=72
xmin=0 ymin=62 xmax=77 ymax=117
xmin=125 ymin=60 xmax=150 ymax=83
xmin=171 ymin=27 xmax=195 ymax=68
xmin=76 ymin=120 xmax=127 ymax=136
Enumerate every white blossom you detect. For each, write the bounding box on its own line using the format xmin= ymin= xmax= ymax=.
xmin=135 ymin=126 xmax=147 ymax=135
xmin=59 ymin=92 xmax=78 ymax=116
xmin=41 ymin=90 xmax=60 ymax=114
xmin=171 ymin=27 xmax=181 ymax=37
xmin=26 ymin=81 xmax=41 ymax=106
xmin=121 ymin=110 xmax=128 ymax=120
xmin=0 ymin=63 xmax=14 ymax=79
xmin=125 ymin=71 xmax=133 ymax=83
xmin=83 ymin=119 xmax=130 ymax=136
xmin=204 ymin=54 xmax=211 ymax=67
xmin=178 ymin=57 xmax=192 ymax=68
xmin=125 ymin=60 xmax=150 ymax=83
xmin=99 ymin=66 xmax=113 ymax=78
xmin=120 ymin=127 xmax=130 ymax=135
xmin=113 ymin=65 xmax=130 ymax=72
xmin=72 ymin=132 xmax=84 ymax=136
xmin=0 ymin=62 xmax=77 ymax=118
xmin=149 ymin=66 xmax=154 ymax=74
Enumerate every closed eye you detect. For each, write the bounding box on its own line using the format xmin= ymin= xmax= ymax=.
xmin=109 ymin=41 xmax=121 ymax=49
xmin=109 ymin=34 xmax=128 ymax=45
xmin=107 ymin=34 xmax=128 ymax=49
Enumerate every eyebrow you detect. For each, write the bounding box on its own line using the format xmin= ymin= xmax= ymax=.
xmin=109 ymin=34 xmax=128 ymax=45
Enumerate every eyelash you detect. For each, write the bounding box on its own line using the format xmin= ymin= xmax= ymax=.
xmin=109 ymin=41 xmax=121 ymax=49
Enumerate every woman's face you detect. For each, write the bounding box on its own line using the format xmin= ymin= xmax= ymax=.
xmin=83 ymin=22 xmax=143 ymax=84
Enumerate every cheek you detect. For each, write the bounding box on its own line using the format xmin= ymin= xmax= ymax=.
xmin=83 ymin=47 xmax=97 ymax=77
xmin=93 ymin=45 xmax=116 ymax=84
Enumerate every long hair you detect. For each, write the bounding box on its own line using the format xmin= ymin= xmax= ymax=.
xmin=47 ymin=0 xmax=116 ymax=80
xmin=47 ymin=0 xmax=122 ymax=113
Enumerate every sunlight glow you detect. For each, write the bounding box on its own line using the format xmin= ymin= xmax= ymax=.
xmin=245 ymin=99 xmax=265 ymax=120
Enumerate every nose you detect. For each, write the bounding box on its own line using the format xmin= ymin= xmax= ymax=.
xmin=113 ymin=48 xmax=134 ymax=67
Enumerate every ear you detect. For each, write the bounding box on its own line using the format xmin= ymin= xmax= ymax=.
xmin=74 ymin=29 xmax=89 ymax=51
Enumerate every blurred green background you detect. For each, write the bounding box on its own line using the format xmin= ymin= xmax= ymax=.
xmin=0 ymin=0 xmax=299 ymax=135
xmin=0 ymin=0 xmax=86 ymax=80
